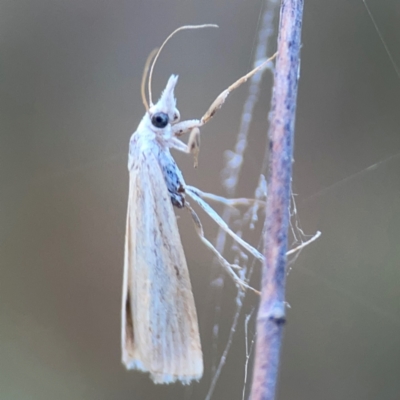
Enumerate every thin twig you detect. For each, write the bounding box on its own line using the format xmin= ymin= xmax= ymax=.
xmin=242 ymin=310 xmax=256 ymax=400
xmin=250 ymin=1 xmax=304 ymax=400
xmin=205 ymin=289 xmax=245 ymax=400
xmin=286 ymin=231 xmax=321 ymax=256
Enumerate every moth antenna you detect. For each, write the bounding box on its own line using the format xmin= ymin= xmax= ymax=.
xmin=141 ymin=48 xmax=158 ymax=111
xmin=148 ymin=24 xmax=218 ymax=107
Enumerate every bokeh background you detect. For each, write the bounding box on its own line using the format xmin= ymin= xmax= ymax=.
xmin=1 ymin=0 xmax=400 ymax=399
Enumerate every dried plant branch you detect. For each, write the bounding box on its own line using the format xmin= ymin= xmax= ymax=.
xmin=250 ymin=1 xmax=304 ymax=400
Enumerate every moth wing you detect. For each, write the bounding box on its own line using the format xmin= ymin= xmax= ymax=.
xmin=122 ymin=149 xmax=203 ymax=384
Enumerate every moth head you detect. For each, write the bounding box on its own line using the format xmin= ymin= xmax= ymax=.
xmin=148 ymin=75 xmax=180 ymax=129
xmin=142 ymin=26 xmax=218 ymax=131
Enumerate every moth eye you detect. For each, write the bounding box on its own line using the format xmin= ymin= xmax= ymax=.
xmin=151 ymin=112 xmax=169 ymax=128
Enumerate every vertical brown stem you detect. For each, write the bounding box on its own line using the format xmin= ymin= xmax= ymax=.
xmin=250 ymin=1 xmax=304 ymax=400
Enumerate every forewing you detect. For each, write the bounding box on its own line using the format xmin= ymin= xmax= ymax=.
xmin=122 ymin=148 xmax=203 ymax=384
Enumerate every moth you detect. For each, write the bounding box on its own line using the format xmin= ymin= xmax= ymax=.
xmin=122 ymin=25 xmax=274 ymax=384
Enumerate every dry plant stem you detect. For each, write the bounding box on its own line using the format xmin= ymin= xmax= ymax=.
xmin=250 ymin=1 xmax=304 ymax=400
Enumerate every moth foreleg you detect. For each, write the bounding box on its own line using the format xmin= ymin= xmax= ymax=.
xmin=169 ymin=128 xmax=200 ymax=168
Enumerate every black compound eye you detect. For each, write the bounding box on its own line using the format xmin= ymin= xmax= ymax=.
xmin=151 ymin=112 xmax=169 ymax=128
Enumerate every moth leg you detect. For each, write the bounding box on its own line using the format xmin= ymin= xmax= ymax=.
xmin=185 ymin=202 xmax=260 ymax=295
xmin=185 ymin=185 xmax=265 ymax=208
xmin=169 ymin=129 xmax=200 ymax=168
xmin=169 ymin=137 xmax=189 ymax=153
xmin=171 ymin=53 xmax=277 ymax=139
xmin=187 ymin=128 xmax=200 ymax=167
xmin=185 ymin=187 xmax=264 ymax=262
xmin=199 ymin=52 xmax=277 ymax=126
xmin=172 ymin=119 xmax=201 ymax=137
xmin=170 ymin=53 xmax=277 ymax=168
xmin=171 ymin=120 xmax=201 ymax=167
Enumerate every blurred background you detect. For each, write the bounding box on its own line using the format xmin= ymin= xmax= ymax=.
xmin=1 ymin=0 xmax=400 ymax=399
